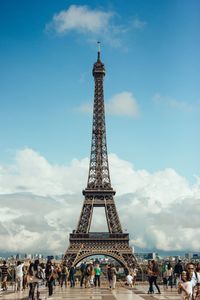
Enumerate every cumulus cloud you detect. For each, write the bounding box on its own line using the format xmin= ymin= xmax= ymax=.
xmin=46 ymin=5 xmax=113 ymax=34
xmin=46 ymin=5 xmax=147 ymax=48
xmin=0 ymin=148 xmax=200 ymax=254
xmin=76 ymin=92 xmax=139 ymax=117
xmin=106 ymin=92 xmax=139 ymax=117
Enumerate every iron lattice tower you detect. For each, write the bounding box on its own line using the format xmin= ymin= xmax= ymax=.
xmin=64 ymin=46 xmax=137 ymax=272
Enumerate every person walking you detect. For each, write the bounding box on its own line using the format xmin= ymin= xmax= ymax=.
xmin=147 ymin=260 xmax=154 ymax=294
xmin=151 ymin=260 xmax=161 ymax=294
xmin=0 ymin=260 xmax=10 ymax=291
xmin=166 ymin=262 xmax=173 ymax=290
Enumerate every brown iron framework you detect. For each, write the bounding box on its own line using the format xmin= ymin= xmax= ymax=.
xmin=64 ymin=46 xmax=137 ymax=272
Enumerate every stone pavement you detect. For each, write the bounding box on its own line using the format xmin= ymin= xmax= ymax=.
xmin=0 ymin=284 xmax=180 ymax=300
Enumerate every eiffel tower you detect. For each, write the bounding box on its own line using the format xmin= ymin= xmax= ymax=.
xmin=64 ymin=44 xmax=137 ymax=272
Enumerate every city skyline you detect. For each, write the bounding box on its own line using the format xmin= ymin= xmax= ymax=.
xmin=0 ymin=0 xmax=200 ymax=254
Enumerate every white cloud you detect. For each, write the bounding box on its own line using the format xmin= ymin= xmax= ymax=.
xmin=132 ymin=17 xmax=147 ymax=29
xmin=46 ymin=5 xmax=147 ymax=48
xmin=0 ymin=148 xmax=200 ymax=253
xmin=0 ymin=148 xmax=88 ymax=196
xmin=153 ymin=93 xmax=199 ymax=112
xmin=46 ymin=5 xmax=113 ymax=34
xmin=106 ymin=92 xmax=139 ymax=117
xmin=76 ymin=91 xmax=139 ymax=117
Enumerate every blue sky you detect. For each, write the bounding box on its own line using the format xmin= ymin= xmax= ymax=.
xmin=0 ymin=0 xmax=199 ymax=180
xmin=0 ymin=0 xmax=200 ymax=254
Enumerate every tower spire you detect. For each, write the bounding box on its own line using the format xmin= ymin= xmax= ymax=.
xmin=97 ymin=41 xmax=101 ymax=61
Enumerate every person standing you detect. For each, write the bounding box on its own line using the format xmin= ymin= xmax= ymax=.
xmin=186 ymin=262 xmax=200 ymax=299
xmin=15 ymin=261 xmax=24 ymax=292
xmin=166 ymin=262 xmax=173 ymax=289
xmin=60 ymin=264 xmax=68 ymax=287
xmin=80 ymin=261 xmax=86 ymax=287
xmin=94 ymin=264 xmax=101 ymax=287
xmin=174 ymin=260 xmax=184 ymax=287
xmin=27 ymin=260 xmax=42 ymax=300
xmin=45 ymin=260 xmax=54 ymax=297
xmin=178 ymin=271 xmax=192 ymax=300
xmin=107 ymin=264 xmax=112 ymax=289
xmin=126 ymin=273 xmax=133 ymax=287
xmin=69 ymin=265 xmax=76 ymax=288
xmin=110 ymin=264 xmax=117 ymax=289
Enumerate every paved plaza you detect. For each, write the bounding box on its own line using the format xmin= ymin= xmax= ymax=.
xmin=0 ymin=284 xmax=180 ymax=300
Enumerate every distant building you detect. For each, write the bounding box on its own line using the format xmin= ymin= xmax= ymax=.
xmin=25 ymin=254 xmax=32 ymax=259
xmin=135 ymin=252 xmax=158 ymax=260
xmin=185 ymin=252 xmax=200 ymax=260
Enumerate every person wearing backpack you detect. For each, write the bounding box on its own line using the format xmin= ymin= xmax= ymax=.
xmin=151 ymin=260 xmax=161 ymax=294
xmin=60 ymin=264 xmax=69 ymax=287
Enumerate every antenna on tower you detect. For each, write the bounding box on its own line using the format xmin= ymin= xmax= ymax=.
xmin=97 ymin=41 xmax=101 ymax=60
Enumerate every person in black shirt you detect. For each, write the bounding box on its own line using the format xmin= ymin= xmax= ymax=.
xmin=0 ymin=260 xmax=10 ymax=291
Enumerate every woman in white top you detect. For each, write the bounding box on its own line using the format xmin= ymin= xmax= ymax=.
xmin=178 ymin=271 xmax=193 ymax=300
xmin=15 ymin=261 xmax=24 ymax=292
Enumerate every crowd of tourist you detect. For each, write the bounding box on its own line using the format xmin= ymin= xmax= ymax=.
xmin=0 ymin=259 xmax=200 ymax=300
xmin=145 ymin=259 xmax=200 ymax=300
xmin=0 ymin=259 xmax=118 ymax=299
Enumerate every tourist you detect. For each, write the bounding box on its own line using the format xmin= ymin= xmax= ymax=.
xmin=186 ymin=263 xmax=200 ymax=300
xmin=110 ymin=264 xmax=117 ymax=289
xmin=27 ymin=259 xmax=42 ymax=300
xmin=23 ymin=264 xmax=29 ymax=290
xmin=45 ymin=260 xmax=54 ymax=297
xmin=147 ymin=260 xmax=154 ymax=294
xmin=80 ymin=261 xmax=86 ymax=287
xmin=107 ymin=264 xmax=113 ymax=289
xmin=151 ymin=260 xmax=161 ymax=294
xmin=84 ymin=263 xmax=91 ymax=288
xmin=15 ymin=260 xmax=24 ymax=292
xmin=60 ymin=263 xmax=68 ymax=287
xmin=126 ymin=273 xmax=133 ymax=287
xmin=166 ymin=262 xmax=173 ymax=289
xmin=132 ymin=267 xmax=138 ymax=286
xmin=162 ymin=261 xmax=168 ymax=290
xmin=195 ymin=264 xmax=200 ymax=300
xmin=178 ymin=271 xmax=192 ymax=300
xmin=94 ymin=264 xmax=101 ymax=287
xmin=69 ymin=265 xmax=76 ymax=287
xmin=56 ymin=264 xmax=62 ymax=285
xmin=0 ymin=260 xmax=10 ymax=291
xmin=89 ymin=263 xmax=95 ymax=287
xmin=174 ymin=260 xmax=184 ymax=287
